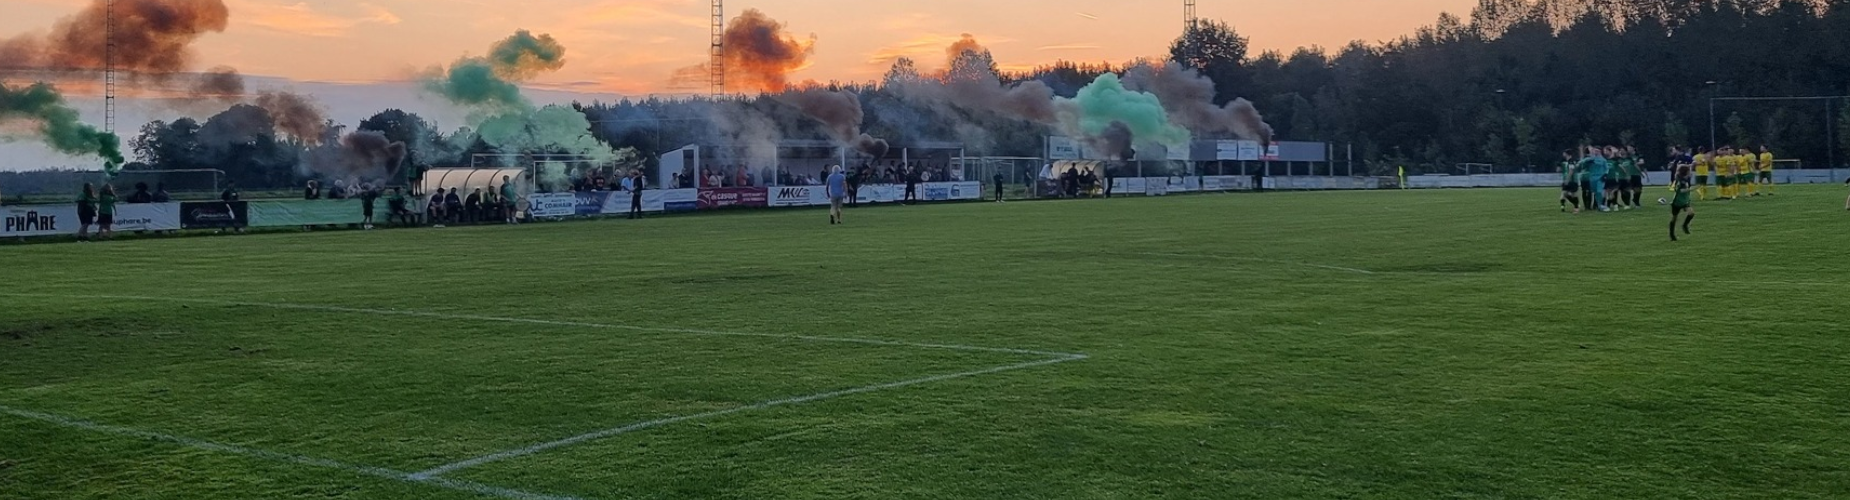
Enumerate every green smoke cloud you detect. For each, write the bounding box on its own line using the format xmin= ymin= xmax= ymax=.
xmin=477 ymin=105 xmax=616 ymax=161
xmin=488 ymin=30 xmax=566 ymax=80
xmin=424 ymin=59 xmax=528 ymax=111
xmin=1059 ymin=73 xmax=1191 ymax=147
xmin=423 ymin=30 xmax=567 ymax=111
xmin=0 ymin=82 xmax=124 ymax=175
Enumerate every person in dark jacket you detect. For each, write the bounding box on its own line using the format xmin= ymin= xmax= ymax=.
xmin=304 ymin=180 xmax=322 ymax=200
xmin=152 ymin=183 xmax=171 ymax=203
xmin=464 ymin=188 xmax=483 ymax=224
xmin=127 ymin=182 xmax=154 ymax=203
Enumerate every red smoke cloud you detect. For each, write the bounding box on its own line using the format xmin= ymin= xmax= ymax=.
xmin=0 ymin=0 xmax=230 ymax=75
xmin=671 ymin=9 xmax=815 ymax=94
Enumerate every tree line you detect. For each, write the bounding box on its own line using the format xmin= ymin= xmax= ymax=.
xmin=19 ymin=0 xmax=1848 ymax=196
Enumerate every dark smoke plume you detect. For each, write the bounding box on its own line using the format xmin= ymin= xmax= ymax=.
xmin=672 ymin=9 xmax=815 ymax=93
xmin=1121 ymin=61 xmax=1273 ymax=142
xmin=889 ymin=34 xmax=1058 ymax=125
xmin=1095 ymin=121 xmax=1134 ymax=160
xmin=779 ymin=89 xmax=888 ymax=157
xmin=189 ymin=66 xmax=244 ymax=99
xmin=254 ymin=91 xmax=327 ymax=144
xmin=0 ymin=0 xmax=229 ymax=75
xmin=303 ymin=130 xmax=407 ymax=181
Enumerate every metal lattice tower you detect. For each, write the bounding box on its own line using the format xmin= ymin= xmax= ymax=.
xmin=1184 ymin=0 xmax=1197 ymax=33
xmin=710 ymin=0 xmax=724 ymax=97
xmin=104 ymin=0 xmax=117 ymax=134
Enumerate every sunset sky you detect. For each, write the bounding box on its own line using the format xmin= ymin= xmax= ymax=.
xmin=2 ymin=0 xmax=1477 ymax=170
xmin=5 ymin=0 xmax=1476 ymax=95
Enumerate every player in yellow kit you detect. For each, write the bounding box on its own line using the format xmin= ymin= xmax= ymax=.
xmin=1726 ymin=147 xmax=1745 ymax=200
xmin=1692 ymin=147 xmax=1713 ymax=200
xmin=1709 ymin=146 xmax=1724 ymax=199
xmin=1757 ymin=146 xmax=1776 ymax=196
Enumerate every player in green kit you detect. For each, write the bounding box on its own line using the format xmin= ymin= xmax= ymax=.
xmin=1609 ymin=148 xmax=1637 ymax=209
xmin=1669 ymin=165 xmax=1695 ymax=241
xmin=1559 ymin=149 xmax=1581 ymax=212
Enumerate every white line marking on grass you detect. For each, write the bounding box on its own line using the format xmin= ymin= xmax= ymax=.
xmin=1 ymin=293 xmax=1078 ymax=358
xmin=408 ymin=354 xmax=1087 ymax=479
xmin=6 ymin=292 xmax=1089 ymax=480
xmin=1133 ymin=252 xmax=1378 ymax=275
xmin=0 ymin=404 xmax=581 ymax=500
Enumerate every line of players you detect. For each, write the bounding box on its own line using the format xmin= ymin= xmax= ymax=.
xmin=1689 ymin=145 xmax=1777 ymax=201
xmin=1558 ymin=144 xmax=1777 ymax=215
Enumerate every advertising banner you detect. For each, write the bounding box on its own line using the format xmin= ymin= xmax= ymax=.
xmin=660 ymin=189 xmax=698 ymax=212
xmin=181 ymin=201 xmax=248 ymax=229
xmin=770 ymin=186 xmax=829 ymax=207
xmin=922 ymin=185 xmax=951 ymax=201
xmin=3 ymin=203 xmax=181 ymax=237
xmin=1145 ymin=179 xmax=1169 ymax=196
xmin=112 ymin=203 xmax=182 ymax=232
xmin=947 ymin=182 xmax=983 ymax=200
xmin=573 ymin=191 xmax=613 ymax=216
xmin=697 ymin=187 xmax=768 ymax=209
xmin=1047 ymin=136 xmax=1082 ymax=160
xmin=2 ymin=205 xmax=77 ymax=237
xmin=1203 ymin=176 xmax=1222 ymax=191
xmin=528 ymin=193 xmax=576 ymax=218
xmin=248 ymin=200 xmax=364 ymax=227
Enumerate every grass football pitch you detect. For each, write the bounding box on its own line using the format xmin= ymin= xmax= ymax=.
xmin=3 ymin=186 xmax=1848 ymax=499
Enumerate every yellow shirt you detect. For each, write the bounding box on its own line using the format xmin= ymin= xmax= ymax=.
xmin=1694 ymin=154 xmax=1711 ymax=175
xmin=1727 ymin=155 xmax=1743 ymax=175
xmin=1759 ymin=152 xmax=1774 ymax=171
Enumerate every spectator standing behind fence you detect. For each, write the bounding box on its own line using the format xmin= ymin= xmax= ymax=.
xmin=96 ymin=184 xmax=117 ymax=240
xmin=221 ymin=181 xmax=240 ymax=202
xmin=128 ymin=182 xmax=153 ymax=203
xmin=153 ymin=183 xmax=170 ymax=203
xmin=994 ymin=172 xmax=1006 ymax=203
xmin=329 ymin=180 xmax=348 ymax=200
xmin=75 ymin=183 xmax=97 ymax=242
xmin=304 ymin=180 xmax=321 ymax=200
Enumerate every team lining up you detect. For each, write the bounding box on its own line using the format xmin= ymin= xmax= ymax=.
xmin=1557 ymin=144 xmax=1776 ymax=241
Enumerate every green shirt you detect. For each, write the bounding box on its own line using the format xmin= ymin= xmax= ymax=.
xmin=1615 ymin=158 xmax=1639 ymax=177
xmin=98 ymin=193 xmax=117 ymax=215
xmin=1672 ymin=178 xmax=1693 ymax=206
xmin=1560 ymin=161 xmax=1576 ymax=182
xmin=500 ymin=184 xmax=517 ymax=202
xmin=77 ymin=192 xmax=96 ymax=210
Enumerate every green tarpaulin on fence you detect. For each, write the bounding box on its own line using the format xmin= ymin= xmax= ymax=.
xmin=247 ymin=200 xmax=366 ymax=227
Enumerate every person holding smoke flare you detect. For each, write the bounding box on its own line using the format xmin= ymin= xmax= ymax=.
xmin=75 ymin=182 xmax=97 ymax=242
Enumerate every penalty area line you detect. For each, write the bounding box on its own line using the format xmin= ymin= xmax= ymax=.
xmin=0 ymin=404 xmax=581 ymax=500
xmin=409 ymin=353 xmax=1088 ymax=479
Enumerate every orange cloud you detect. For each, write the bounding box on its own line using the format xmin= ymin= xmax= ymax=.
xmin=231 ymin=0 xmax=401 ymax=37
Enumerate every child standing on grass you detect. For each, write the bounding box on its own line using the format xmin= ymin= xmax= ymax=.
xmin=1669 ymin=166 xmax=1695 ymax=241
